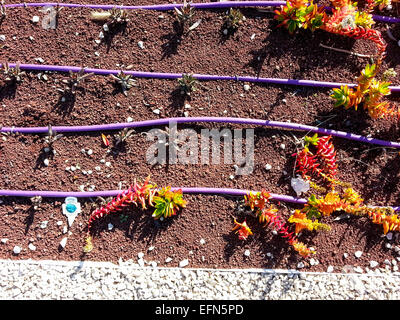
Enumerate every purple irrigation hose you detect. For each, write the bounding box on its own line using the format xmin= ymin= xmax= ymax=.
xmin=2 ymin=116 xmax=400 ymax=149
xmin=3 ymin=62 xmax=400 ymax=93
xmin=3 ymin=1 xmax=400 ymax=23
xmin=1 ymin=187 xmax=399 ymax=211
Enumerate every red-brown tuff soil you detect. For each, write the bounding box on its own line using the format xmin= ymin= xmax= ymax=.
xmin=1 ymin=0 xmax=400 ymax=272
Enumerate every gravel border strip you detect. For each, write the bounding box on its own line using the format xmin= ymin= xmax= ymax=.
xmin=1 ymin=259 xmax=400 ymax=300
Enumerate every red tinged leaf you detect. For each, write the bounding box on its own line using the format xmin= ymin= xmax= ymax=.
xmin=101 ymin=133 xmax=110 ymax=147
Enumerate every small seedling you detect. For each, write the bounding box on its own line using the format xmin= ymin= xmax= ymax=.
xmin=175 ymin=0 xmax=195 ymax=25
xmin=178 ymin=73 xmax=198 ymax=96
xmin=114 ymin=127 xmax=136 ymax=147
xmin=30 ymin=196 xmax=43 ymax=211
xmin=57 ymin=68 xmax=94 ymax=95
xmin=90 ymin=8 xmax=129 ymax=33
xmin=223 ymin=8 xmax=244 ymax=32
xmin=43 ymin=124 xmax=63 ymax=153
xmin=0 ymin=0 xmax=6 ymax=21
xmin=1 ymin=61 xmax=26 ymax=84
xmin=110 ymin=71 xmax=136 ymax=96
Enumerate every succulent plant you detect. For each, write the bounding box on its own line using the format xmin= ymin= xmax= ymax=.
xmin=178 ymin=73 xmax=198 ymax=96
xmin=1 ymin=61 xmax=26 ymax=83
xmin=57 ymin=67 xmax=94 ymax=95
xmin=110 ymin=71 xmax=136 ymax=96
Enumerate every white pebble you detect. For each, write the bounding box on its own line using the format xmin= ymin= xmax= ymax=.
xmin=103 ymin=24 xmax=109 ymax=32
xmin=280 ymin=143 xmax=286 ymax=150
xmin=386 ymin=243 xmax=392 ymax=249
xmin=354 ymin=250 xmax=363 ymax=258
xmin=165 ymin=257 xmax=172 ymax=263
xmin=43 ymin=159 xmax=49 ymax=166
xmin=87 ymin=149 xmax=93 ymax=155
xmin=265 ymin=163 xmax=272 ymax=171
xmin=0 ymin=35 xmax=5 ymax=41
xmin=153 ymin=109 xmax=161 ymax=115
xmin=343 ymin=253 xmax=349 ymax=258
xmin=223 ymin=29 xmax=228 ymax=35
xmin=28 ymin=243 xmax=36 ymax=251
xmin=107 ymin=223 xmax=113 ymax=231
xmin=1 ymin=238 xmax=8 ymax=244
xmin=244 ymin=249 xmax=251 ymax=257
xmin=243 ymin=84 xmax=250 ymax=91
xmin=370 ymin=260 xmax=379 ymax=268
xmin=148 ymin=246 xmax=155 ymax=252
xmin=59 ymin=237 xmax=68 ymax=249
xmin=105 ymin=162 xmax=111 ymax=167
xmin=297 ymin=262 xmax=305 ymax=269
xmin=179 ymin=259 xmax=189 ymax=268
xmin=137 ymin=41 xmax=145 ymax=49
xmin=138 ymin=252 xmax=144 ymax=259
xmin=199 ymin=239 xmax=206 ymax=245
xmin=127 ymin=117 xmax=133 ymax=122
xmin=40 ymin=221 xmax=48 ymax=229
xmin=13 ymin=246 xmax=21 ymax=254
xmin=56 ymin=221 xmax=63 ymax=226
xmin=32 ymin=16 xmax=40 ymax=23
xmin=95 ymin=166 xmax=101 ymax=171
xmin=327 ymin=266 xmax=334 ymax=272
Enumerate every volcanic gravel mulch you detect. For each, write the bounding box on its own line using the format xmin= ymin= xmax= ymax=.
xmin=0 ymin=0 xmax=400 ymax=273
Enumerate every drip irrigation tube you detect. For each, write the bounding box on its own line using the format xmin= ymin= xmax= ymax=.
xmin=1 ymin=187 xmax=399 ymax=211
xmin=3 ymin=1 xmax=400 ymax=24
xmin=3 ymin=62 xmax=400 ymax=92
xmin=2 ymin=116 xmax=400 ymax=149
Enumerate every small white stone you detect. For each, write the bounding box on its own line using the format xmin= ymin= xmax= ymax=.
xmin=28 ymin=243 xmax=36 ymax=251
xmin=127 ymin=117 xmax=133 ymax=122
xmin=95 ymin=166 xmax=101 ymax=171
xmin=327 ymin=266 xmax=334 ymax=272
xmin=40 ymin=221 xmax=48 ymax=229
xmin=79 ymin=185 xmax=85 ymax=192
xmin=179 ymin=259 xmax=189 ymax=268
xmin=103 ymin=24 xmax=109 ymax=32
xmin=250 ymin=33 xmax=256 ymax=40
xmin=99 ymin=31 xmax=104 ymax=39
xmin=354 ymin=250 xmax=363 ymax=258
xmin=165 ymin=257 xmax=173 ymax=263
xmin=148 ymin=246 xmax=155 ymax=252
xmin=386 ymin=243 xmax=392 ymax=249
xmin=94 ymin=39 xmax=101 ymax=44
xmin=13 ymin=246 xmax=21 ymax=254
xmin=297 ymin=262 xmax=305 ymax=269
xmin=87 ymin=170 xmax=93 ymax=175
xmin=105 ymin=162 xmax=111 ymax=167
xmin=343 ymin=252 xmax=349 ymax=258
xmin=265 ymin=163 xmax=272 ymax=171
xmin=244 ymin=249 xmax=251 ymax=257
xmin=309 ymin=258 xmax=317 ymax=266
xmin=243 ymin=84 xmax=250 ymax=91
xmin=150 ymin=261 xmax=157 ymax=268
xmin=1 ymin=238 xmax=8 ymax=244
xmin=354 ymin=266 xmax=364 ymax=273
xmin=137 ymin=41 xmax=145 ymax=49
xmin=183 ymin=111 xmax=190 ymax=117
xmin=100 ymin=159 xmax=106 ymax=164
xmin=229 ymin=174 xmax=235 ymax=180
xmin=0 ymin=35 xmax=5 ymax=41
xmin=59 ymin=237 xmax=68 ymax=249
xmin=199 ymin=239 xmax=206 ymax=245
xmin=152 ymin=109 xmax=161 ymax=115
xmin=87 ymin=149 xmax=93 ymax=155
xmin=184 ymin=103 xmax=191 ymax=109
xmin=370 ymin=260 xmax=379 ymax=268
xmin=138 ymin=252 xmax=145 ymax=259
xmin=107 ymin=223 xmax=113 ymax=231
xmin=32 ymin=16 xmax=40 ymax=23
xmin=70 ymin=166 xmax=76 ymax=171
xmin=280 ymin=143 xmax=286 ymax=150
xmin=94 ymin=51 xmax=100 ymax=57
xmin=43 ymin=158 xmax=49 ymax=166
xmin=56 ymin=221 xmax=63 ymax=226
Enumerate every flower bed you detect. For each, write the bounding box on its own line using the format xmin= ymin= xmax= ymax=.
xmin=1 ymin=0 xmax=400 ymax=273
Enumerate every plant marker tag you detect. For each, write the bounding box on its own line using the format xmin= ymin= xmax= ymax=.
xmin=62 ymin=197 xmax=81 ymax=227
xmin=291 ymin=175 xmax=310 ymax=197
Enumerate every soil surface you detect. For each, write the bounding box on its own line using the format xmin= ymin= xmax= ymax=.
xmin=1 ymin=0 xmax=400 ymax=273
